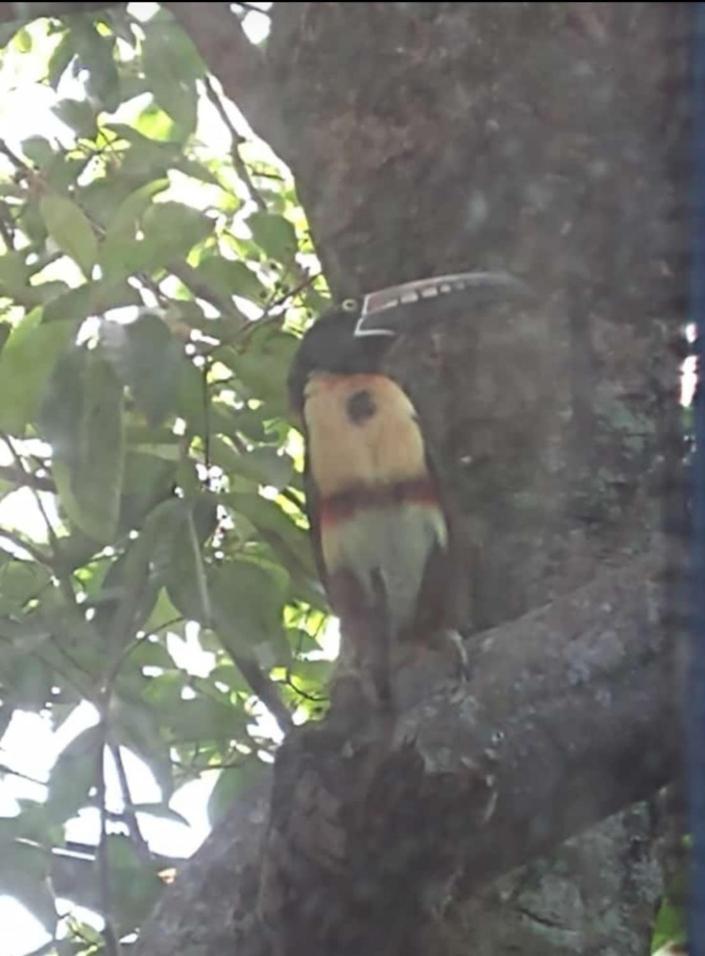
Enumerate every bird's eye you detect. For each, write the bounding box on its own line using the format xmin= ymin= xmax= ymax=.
xmin=341 ymin=298 xmax=358 ymax=312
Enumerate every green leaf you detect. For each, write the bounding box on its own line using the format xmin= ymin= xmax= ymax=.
xmin=207 ymin=757 xmax=266 ymax=826
xmin=100 ymin=201 xmax=212 ymax=280
xmin=0 ymin=310 xmax=76 ymax=433
xmin=14 ymin=26 xmax=31 ymax=52
xmin=21 ymin=135 xmax=54 ymax=168
xmin=108 ymin=178 xmax=170 ymax=237
xmin=129 ymin=637 xmax=175 ymax=670
xmin=47 ymin=725 xmax=101 ymax=824
xmin=101 ymin=313 xmax=186 ymax=427
xmin=106 ymin=834 xmax=163 ymax=931
xmin=144 ymin=496 xmax=217 ymax=622
xmin=119 ymin=451 xmax=176 ymax=532
xmin=43 ymin=278 xmax=142 ymax=323
xmin=111 ymin=699 xmax=173 ymax=800
xmin=175 ymin=156 xmax=222 ymax=187
xmin=651 ymin=897 xmax=687 ymax=950
xmin=143 ymin=201 xmax=213 ymax=260
xmin=221 ymin=326 xmax=299 ymax=417
xmin=0 ymin=250 xmax=29 ymax=298
xmin=0 ymin=559 xmax=51 ymax=614
xmin=238 ymin=447 xmax=293 ymax=490
xmin=0 ymin=841 xmax=56 ymax=931
xmin=142 ymin=19 xmax=204 ymax=136
xmin=210 ymin=439 xmax=292 ymax=490
xmin=53 ymin=98 xmax=98 ymax=139
xmin=145 ymin=588 xmax=182 ymax=633
xmin=48 ymin=31 xmax=75 ymax=90
xmin=176 ymin=359 xmax=208 ymax=436
xmin=247 ymin=212 xmax=298 ymax=264
xmin=72 ymin=21 xmax=120 ymax=111
xmin=42 ymin=347 xmax=125 ymax=544
xmin=196 ymin=257 xmax=266 ymax=304
xmin=90 ymin=533 xmax=159 ymax=644
xmin=224 ymin=492 xmax=322 ymax=607
xmin=4 ymin=653 xmax=52 ymax=711
xmin=209 ymin=557 xmax=290 ymax=667
xmin=130 ymin=102 xmax=180 ymax=142
xmin=40 ymin=193 xmax=98 ymax=278
xmin=162 ymin=696 xmax=243 ymax=744
xmin=72 ymin=352 xmax=125 ymax=543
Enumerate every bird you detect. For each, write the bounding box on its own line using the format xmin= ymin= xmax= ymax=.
xmin=288 ymin=271 xmax=528 ymax=713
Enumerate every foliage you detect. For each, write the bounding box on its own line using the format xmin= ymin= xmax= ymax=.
xmin=650 ymin=842 xmax=689 ymax=955
xmin=0 ymin=6 xmax=334 ymax=951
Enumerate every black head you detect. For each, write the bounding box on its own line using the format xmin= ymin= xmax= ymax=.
xmin=288 ymin=300 xmax=394 ymax=413
xmin=287 ymin=271 xmax=532 ymax=414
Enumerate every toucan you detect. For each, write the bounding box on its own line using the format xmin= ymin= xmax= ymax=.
xmin=288 ymin=271 xmax=529 ymax=711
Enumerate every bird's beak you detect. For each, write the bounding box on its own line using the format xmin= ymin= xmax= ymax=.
xmin=353 ymin=271 xmax=531 ymax=337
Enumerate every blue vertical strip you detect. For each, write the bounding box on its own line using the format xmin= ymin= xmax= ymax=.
xmin=691 ymin=5 xmax=705 ymax=954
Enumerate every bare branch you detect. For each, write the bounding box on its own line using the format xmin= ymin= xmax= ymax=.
xmin=110 ymin=744 xmax=152 ymax=863
xmin=202 ymin=74 xmax=267 ymax=212
xmin=0 ymin=464 xmax=55 ymax=492
xmin=0 ymin=526 xmax=53 ymax=567
xmin=96 ymin=727 xmax=120 ymax=956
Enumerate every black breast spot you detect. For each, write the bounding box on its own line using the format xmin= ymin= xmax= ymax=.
xmin=346 ymin=389 xmax=376 ymax=425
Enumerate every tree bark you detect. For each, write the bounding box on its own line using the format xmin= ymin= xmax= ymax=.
xmin=153 ymin=2 xmax=694 ymax=953
xmin=133 ymin=542 xmax=678 ymax=956
xmin=2 ymin=2 xmax=689 ymax=952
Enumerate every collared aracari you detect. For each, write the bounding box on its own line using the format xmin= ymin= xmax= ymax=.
xmin=288 ymin=271 xmax=528 ymax=711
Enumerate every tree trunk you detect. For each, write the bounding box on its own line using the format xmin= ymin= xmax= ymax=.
xmin=145 ymin=2 xmax=691 ymax=952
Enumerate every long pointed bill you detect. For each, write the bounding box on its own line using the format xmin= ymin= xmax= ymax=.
xmin=354 ymin=270 xmax=531 ymax=337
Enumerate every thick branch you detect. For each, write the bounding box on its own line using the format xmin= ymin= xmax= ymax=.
xmin=134 ymin=541 xmax=677 ymax=956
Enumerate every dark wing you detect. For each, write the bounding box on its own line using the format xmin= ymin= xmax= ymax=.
xmin=301 ymin=434 xmax=330 ymax=601
xmin=409 ymin=406 xmax=465 ymax=638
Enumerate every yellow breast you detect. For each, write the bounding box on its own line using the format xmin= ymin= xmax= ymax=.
xmin=303 ymin=373 xmax=427 ymax=497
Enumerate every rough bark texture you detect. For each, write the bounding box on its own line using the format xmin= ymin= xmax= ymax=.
xmin=162 ymin=2 xmax=692 ymax=954
xmin=5 ymin=1 xmax=686 ymax=952
xmin=134 ymin=544 xmax=677 ymax=956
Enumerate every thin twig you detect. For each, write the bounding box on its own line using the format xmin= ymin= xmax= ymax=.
xmin=186 ymin=756 xmax=248 ymax=772
xmin=96 ymin=724 xmax=120 ymax=956
xmin=150 ymin=615 xmax=186 ymax=636
xmin=135 ymin=271 xmax=171 ymax=309
xmin=266 ymin=270 xmax=322 ymax=313
xmin=0 ymin=761 xmax=47 ymax=786
xmin=0 ymin=435 xmax=57 ymax=544
xmin=169 ymin=260 xmax=243 ymax=321
xmin=278 ymin=486 xmax=306 ymax=511
xmin=282 ymin=674 xmax=328 ymax=704
xmin=0 ymin=464 xmax=56 ymax=492
xmin=201 ymin=357 xmax=212 ymax=474
xmin=202 ymin=75 xmax=267 ymax=212
xmin=0 ymin=139 xmax=28 ymax=171
xmin=233 ymin=269 xmax=322 ymax=348
xmin=45 ymin=637 xmax=101 ymax=703
xmin=0 ymin=432 xmax=78 ymax=610
xmin=0 ymin=527 xmax=54 ymax=568
xmin=246 ymin=166 xmax=284 ymax=181
xmin=110 ymin=744 xmax=152 ymax=863
xmin=0 ymin=203 xmax=15 ymax=250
